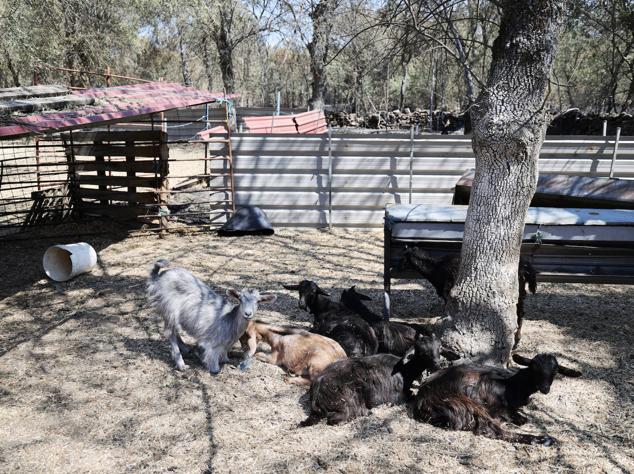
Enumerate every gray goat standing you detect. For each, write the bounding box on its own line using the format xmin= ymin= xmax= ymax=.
xmin=147 ymin=259 xmax=276 ymax=374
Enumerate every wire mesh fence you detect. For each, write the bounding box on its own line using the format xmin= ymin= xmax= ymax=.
xmin=0 ymin=111 xmax=234 ymax=239
xmin=0 ymin=138 xmax=71 ymax=237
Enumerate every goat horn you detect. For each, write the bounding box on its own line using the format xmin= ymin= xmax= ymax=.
xmin=512 ymin=353 xmax=532 ymax=366
xmin=557 ymin=365 xmax=582 ymax=378
xmin=512 ymin=353 xmax=581 ymax=377
xmin=440 ymin=346 xmax=461 ymax=361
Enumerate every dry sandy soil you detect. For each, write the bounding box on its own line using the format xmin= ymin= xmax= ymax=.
xmin=1 ymin=229 xmax=633 ymax=473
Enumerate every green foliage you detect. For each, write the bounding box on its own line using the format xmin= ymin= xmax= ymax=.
xmin=0 ymin=0 xmax=631 ymax=112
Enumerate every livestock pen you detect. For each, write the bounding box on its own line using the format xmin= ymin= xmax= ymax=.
xmin=1 ymin=228 xmax=633 ymax=472
xmin=1 ymin=107 xmax=634 ymax=471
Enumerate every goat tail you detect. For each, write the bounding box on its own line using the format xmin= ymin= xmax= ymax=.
xmin=443 ymin=396 xmax=510 ymax=442
xmin=520 ymin=259 xmax=538 ymax=294
xmin=150 ymin=259 xmax=171 ymax=281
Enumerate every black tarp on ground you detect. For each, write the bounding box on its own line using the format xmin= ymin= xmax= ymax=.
xmin=217 ymin=206 xmax=274 ymax=236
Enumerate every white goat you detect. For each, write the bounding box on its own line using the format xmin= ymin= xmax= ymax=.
xmin=147 ymin=259 xmax=276 ymax=374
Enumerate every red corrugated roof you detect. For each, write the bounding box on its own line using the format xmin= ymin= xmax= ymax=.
xmin=241 ymin=110 xmax=327 ymax=134
xmin=0 ymin=82 xmax=237 ymax=139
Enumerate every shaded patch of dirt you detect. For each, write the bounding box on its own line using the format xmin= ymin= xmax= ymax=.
xmin=0 ymin=229 xmax=633 ymax=472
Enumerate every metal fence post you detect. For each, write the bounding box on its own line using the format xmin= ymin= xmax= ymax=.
xmin=409 ymin=126 xmax=415 ymax=204
xmin=328 ymin=125 xmax=333 ymax=231
xmin=609 ymin=127 xmax=621 ymax=179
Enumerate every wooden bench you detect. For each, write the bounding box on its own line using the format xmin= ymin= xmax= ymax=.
xmin=383 ymin=204 xmax=634 ymax=317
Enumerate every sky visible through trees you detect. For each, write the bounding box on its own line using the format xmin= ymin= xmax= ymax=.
xmin=0 ymin=0 xmax=632 ymax=113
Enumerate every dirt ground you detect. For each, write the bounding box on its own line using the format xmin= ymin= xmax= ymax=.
xmin=1 ymin=229 xmax=633 ymax=473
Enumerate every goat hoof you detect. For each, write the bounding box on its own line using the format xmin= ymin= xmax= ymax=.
xmin=537 ymin=435 xmax=557 ymax=447
xmin=238 ymin=358 xmax=254 ymax=371
xmin=176 ymin=363 xmax=190 ymax=371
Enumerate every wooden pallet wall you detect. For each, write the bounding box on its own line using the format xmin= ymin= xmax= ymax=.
xmin=64 ymin=130 xmax=168 ymax=221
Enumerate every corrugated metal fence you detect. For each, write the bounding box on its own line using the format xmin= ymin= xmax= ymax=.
xmin=224 ymin=134 xmax=634 ymax=228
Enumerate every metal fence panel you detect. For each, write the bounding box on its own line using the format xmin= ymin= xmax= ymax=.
xmin=225 ymin=134 xmax=634 ymax=228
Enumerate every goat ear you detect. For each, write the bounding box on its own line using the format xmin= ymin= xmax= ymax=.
xmin=353 ymin=287 xmax=372 ymax=301
xmin=282 ymin=284 xmax=300 ymax=291
xmin=392 ymin=346 xmax=416 ymax=376
xmin=317 ymin=288 xmax=330 ymax=296
xmin=558 ymin=365 xmax=582 ymax=378
xmin=391 ymin=359 xmax=405 ymax=376
xmin=440 ymin=346 xmax=460 ymax=361
xmin=512 ymin=353 xmax=532 ymax=367
xmin=226 ymin=288 xmax=241 ymax=300
xmin=258 ymin=293 xmax=277 ymax=304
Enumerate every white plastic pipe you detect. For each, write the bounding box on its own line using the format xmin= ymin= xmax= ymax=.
xmin=43 ymin=242 xmax=97 ymax=282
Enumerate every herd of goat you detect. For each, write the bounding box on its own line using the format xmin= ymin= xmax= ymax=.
xmin=146 ymin=248 xmax=581 ymax=447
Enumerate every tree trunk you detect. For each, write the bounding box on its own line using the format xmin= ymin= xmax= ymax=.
xmin=216 ymin=13 xmax=235 ymax=93
xmin=563 ymin=70 xmax=576 ymax=108
xmin=63 ymin=14 xmax=81 ymax=88
xmin=625 ymin=70 xmax=634 ymax=113
xmin=429 ymin=52 xmax=436 ymax=122
xmin=442 ymin=0 xmax=566 ymax=365
xmin=398 ymin=53 xmax=411 ymax=111
xmin=202 ymin=35 xmax=214 ymax=91
xmin=447 ymin=17 xmax=475 ymax=133
xmin=3 ymin=50 xmax=20 ymax=87
xmin=307 ymin=0 xmax=337 ymax=110
xmin=178 ymin=34 xmax=192 ymax=87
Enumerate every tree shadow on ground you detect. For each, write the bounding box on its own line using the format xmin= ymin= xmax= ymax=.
xmin=0 ymin=261 xmax=220 ymax=472
xmin=2 ymin=229 xmax=633 ymax=471
xmin=121 ymin=336 xmax=248 ymax=374
xmin=0 ymin=226 xmax=133 ymax=300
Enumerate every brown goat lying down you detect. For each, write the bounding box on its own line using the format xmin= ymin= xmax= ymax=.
xmin=241 ymin=321 xmax=347 ymax=385
xmin=410 ymin=353 xmax=581 ymax=446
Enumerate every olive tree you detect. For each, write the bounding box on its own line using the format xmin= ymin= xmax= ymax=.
xmin=442 ymin=0 xmax=567 ymax=364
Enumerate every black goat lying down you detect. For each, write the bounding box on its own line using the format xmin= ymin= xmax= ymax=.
xmin=409 ymin=353 xmax=581 ymax=445
xmin=283 ymin=281 xmax=379 ymax=357
xmin=301 ymin=334 xmax=442 ymax=426
xmin=340 ymin=286 xmax=459 ymax=362
xmin=403 ymin=247 xmax=537 ymax=349
xmin=340 ymin=286 xmax=421 ymax=356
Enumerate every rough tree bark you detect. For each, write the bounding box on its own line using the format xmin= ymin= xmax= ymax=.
xmin=446 ymin=17 xmax=475 ymax=134
xmin=307 ymin=0 xmax=338 ymax=110
xmin=398 ymin=51 xmax=412 ymax=111
xmin=442 ymin=0 xmax=566 ymax=365
xmin=215 ymin=11 xmax=236 ymax=93
xmin=178 ymin=31 xmax=192 ymax=87
xmin=3 ymin=50 xmax=20 ymax=87
xmin=201 ymin=35 xmax=214 ymax=91
xmin=63 ymin=14 xmax=82 ymax=88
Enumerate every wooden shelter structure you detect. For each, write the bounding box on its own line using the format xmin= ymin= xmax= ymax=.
xmin=0 ymin=83 xmax=237 ymax=239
